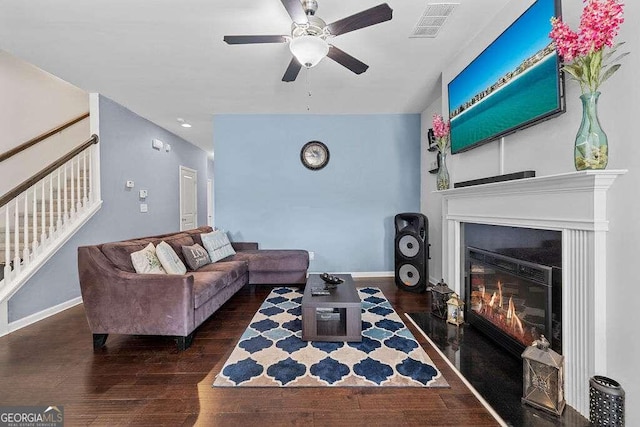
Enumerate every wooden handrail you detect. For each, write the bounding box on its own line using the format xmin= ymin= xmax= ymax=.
xmin=0 ymin=112 xmax=90 ymax=163
xmin=0 ymin=134 xmax=99 ymax=208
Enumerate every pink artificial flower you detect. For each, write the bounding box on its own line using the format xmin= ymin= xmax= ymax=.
xmin=548 ymin=0 xmax=626 ymax=93
xmin=550 ymin=17 xmax=579 ymax=61
xmin=550 ymin=0 xmax=624 ymax=60
xmin=578 ymin=0 xmax=624 ymax=54
xmin=432 ymin=114 xmax=450 ymax=139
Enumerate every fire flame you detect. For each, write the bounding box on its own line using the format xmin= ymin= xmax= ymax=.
xmin=489 ymin=292 xmax=497 ymax=308
xmin=512 ymin=309 xmax=524 ymax=336
xmin=472 ymin=280 xmax=528 ymax=345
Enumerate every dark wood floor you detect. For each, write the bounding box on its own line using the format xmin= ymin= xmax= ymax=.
xmin=0 ymin=278 xmax=500 ymax=426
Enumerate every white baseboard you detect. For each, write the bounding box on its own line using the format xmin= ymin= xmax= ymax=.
xmin=4 ymin=296 xmax=82 ymax=336
xmin=308 ymin=271 xmax=394 ymax=278
xmin=351 ymin=271 xmax=394 ymax=278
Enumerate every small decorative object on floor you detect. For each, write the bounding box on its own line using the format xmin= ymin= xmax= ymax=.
xmin=446 ymin=292 xmax=464 ymax=326
xmin=549 ymin=0 xmax=628 ymax=171
xmin=431 ymin=279 xmax=453 ymax=320
xmin=589 ymin=375 xmax=625 ymax=426
xmin=521 ymin=335 xmax=566 ymax=416
xmin=432 ymin=114 xmax=451 ymax=190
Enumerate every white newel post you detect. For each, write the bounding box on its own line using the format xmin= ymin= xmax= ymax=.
xmin=438 ymin=170 xmax=626 ymax=418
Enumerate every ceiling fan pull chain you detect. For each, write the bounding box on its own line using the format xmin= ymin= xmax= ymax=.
xmin=306 ymin=68 xmax=312 ymax=112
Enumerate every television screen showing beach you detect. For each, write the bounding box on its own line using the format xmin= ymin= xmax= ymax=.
xmin=448 ymin=0 xmax=563 ymax=153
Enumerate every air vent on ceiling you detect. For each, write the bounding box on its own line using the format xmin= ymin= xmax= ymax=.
xmin=410 ymin=3 xmax=459 ymax=38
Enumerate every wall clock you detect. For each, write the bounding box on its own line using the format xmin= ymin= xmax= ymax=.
xmin=300 ymin=141 xmax=330 ymax=170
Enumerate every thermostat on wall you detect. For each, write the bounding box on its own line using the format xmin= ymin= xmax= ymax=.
xmin=152 ymin=139 xmax=164 ymax=150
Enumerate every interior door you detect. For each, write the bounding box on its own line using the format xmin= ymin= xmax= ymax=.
xmin=179 ymin=166 xmax=197 ymax=231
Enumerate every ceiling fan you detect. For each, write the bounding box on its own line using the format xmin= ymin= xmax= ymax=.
xmin=223 ymin=0 xmax=393 ymax=82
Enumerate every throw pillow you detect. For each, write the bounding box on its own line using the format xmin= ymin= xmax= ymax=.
xmin=201 ymin=230 xmax=236 ymax=263
xmin=181 ymin=243 xmax=211 ymax=270
xmin=155 ymin=241 xmax=187 ymax=275
xmin=130 ymin=243 xmax=167 ymax=274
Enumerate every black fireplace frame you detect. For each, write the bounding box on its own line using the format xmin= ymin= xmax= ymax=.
xmin=465 ymin=246 xmax=562 ymax=358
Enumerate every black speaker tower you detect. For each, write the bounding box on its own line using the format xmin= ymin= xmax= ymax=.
xmin=394 ymin=213 xmax=429 ymax=293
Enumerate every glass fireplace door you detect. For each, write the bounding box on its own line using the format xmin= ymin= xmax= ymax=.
xmin=466 ymin=247 xmax=554 ymax=356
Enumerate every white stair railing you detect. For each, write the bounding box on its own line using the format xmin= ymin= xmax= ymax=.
xmin=0 ymin=135 xmax=99 ymax=297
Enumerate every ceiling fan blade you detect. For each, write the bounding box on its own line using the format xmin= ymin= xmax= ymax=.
xmin=281 ymin=0 xmax=308 ymax=24
xmin=282 ymin=57 xmax=303 ymax=82
xmin=223 ymin=35 xmax=288 ymax=45
xmin=327 ymin=46 xmax=369 ymax=75
xmin=326 ymin=3 xmax=393 ymax=36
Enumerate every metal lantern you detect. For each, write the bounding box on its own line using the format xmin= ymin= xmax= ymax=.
xmin=431 ymin=279 xmax=453 ymax=319
xmin=521 ymin=335 xmax=566 ymax=416
xmin=446 ymin=293 xmax=465 ymax=326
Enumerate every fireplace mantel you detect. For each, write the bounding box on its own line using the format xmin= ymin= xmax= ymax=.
xmin=439 ymin=169 xmax=627 ymax=417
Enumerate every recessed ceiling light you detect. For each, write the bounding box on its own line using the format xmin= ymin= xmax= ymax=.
xmin=177 ymin=118 xmax=192 ymax=128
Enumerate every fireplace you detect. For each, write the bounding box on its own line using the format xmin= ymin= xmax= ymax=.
xmin=440 ymin=170 xmax=626 ymax=416
xmin=465 ymin=246 xmax=562 ymax=357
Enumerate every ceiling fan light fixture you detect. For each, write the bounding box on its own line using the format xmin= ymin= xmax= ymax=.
xmin=289 ymin=35 xmax=329 ymax=68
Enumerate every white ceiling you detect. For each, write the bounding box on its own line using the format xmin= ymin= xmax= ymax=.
xmin=0 ymin=0 xmax=509 ymax=152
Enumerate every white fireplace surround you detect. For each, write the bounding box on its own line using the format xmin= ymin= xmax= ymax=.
xmin=439 ymin=170 xmax=627 ymax=418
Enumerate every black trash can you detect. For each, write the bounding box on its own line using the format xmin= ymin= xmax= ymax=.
xmin=589 ymin=376 xmax=625 ymax=426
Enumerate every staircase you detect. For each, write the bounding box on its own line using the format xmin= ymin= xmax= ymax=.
xmin=0 ymin=134 xmax=101 ymax=302
xmin=0 ymin=182 xmax=85 ymax=267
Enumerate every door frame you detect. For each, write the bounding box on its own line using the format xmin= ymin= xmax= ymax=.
xmin=179 ymin=166 xmax=198 ymax=231
xmin=207 ymin=178 xmax=214 ymax=227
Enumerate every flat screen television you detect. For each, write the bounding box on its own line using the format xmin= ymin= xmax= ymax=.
xmin=447 ymin=0 xmax=565 ymax=154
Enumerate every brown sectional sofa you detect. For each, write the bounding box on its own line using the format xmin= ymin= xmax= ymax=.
xmin=78 ymin=226 xmax=308 ymax=350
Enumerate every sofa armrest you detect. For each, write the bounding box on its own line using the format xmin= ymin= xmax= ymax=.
xmin=232 ymin=242 xmax=258 ymax=251
xmin=78 ymin=246 xmax=195 ymax=337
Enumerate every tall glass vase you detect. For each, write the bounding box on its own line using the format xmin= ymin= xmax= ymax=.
xmin=574 ymin=92 xmax=608 ymax=170
xmin=437 ymin=151 xmax=450 ymax=190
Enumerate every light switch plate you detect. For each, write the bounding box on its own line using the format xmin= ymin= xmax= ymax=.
xmin=140 ymin=203 xmax=148 ymax=213
xmin=126 ymin=180 xmax=135 ymax=188
xmin=139 ymin=190 xmax=148 ymax=199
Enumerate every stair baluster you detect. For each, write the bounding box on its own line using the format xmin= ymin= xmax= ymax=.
xmin=4 ymin=208 xmax=10 ymax=285
xmin=40 ymin=180 xmax=46 ymax=245
xmin=32 ymin=185 xmax=38 ymax=254
xmin=22 ymin=194 xmax=29 ymax=264
xmin=48 ymin=175 xmax=54 ymax=241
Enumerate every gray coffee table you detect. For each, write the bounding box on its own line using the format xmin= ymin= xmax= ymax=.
xmin=301 ymin=274 xmax=362 ymax=342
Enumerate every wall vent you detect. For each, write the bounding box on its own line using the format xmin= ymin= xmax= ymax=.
xmin=410 ymin=3 xmax=459 ymax=38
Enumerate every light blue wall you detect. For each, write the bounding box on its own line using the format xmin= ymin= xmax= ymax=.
xmin=213 ymin=114 xmax=421 ymax=273
xmin=8 ymin=96 xmax=209 ymax=322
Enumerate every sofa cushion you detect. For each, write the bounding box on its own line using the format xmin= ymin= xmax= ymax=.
xmin=196 ymin=260 xmax=248 ymax=280
xmin=201 ymin=230 xmax=236 ymax=263
xmin=182 ymin=243 xmax=211 ymax=271
xmin=130 ymin=243 xmax=167 ymax=274
xmin=191 ymin=263 xmax=248 ymax=308
xmin=102 ymin=240 xmax=149 ymax=272
xmin=156 ymin=241 xmax=187 ymax=275
xmin=148 ymin=234 xmax=194 ymax=265
xmin=229 ymin=250 xmax=309 ymax=272
xmin=183 ymin=226 xmax=213 ymax=247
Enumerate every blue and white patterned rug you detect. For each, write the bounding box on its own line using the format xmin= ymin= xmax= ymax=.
xmin=213 ymin=287 xmax=448 ymax=387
